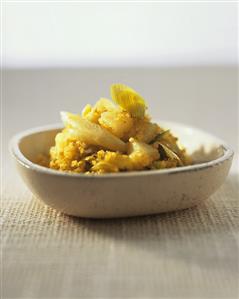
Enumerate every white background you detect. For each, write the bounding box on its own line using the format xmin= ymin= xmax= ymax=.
xmin=3 ymin=2 xmax=238 ymax=68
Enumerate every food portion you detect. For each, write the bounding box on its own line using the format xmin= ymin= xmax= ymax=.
xmin=41 ymin=84 xmax=191 ymax=174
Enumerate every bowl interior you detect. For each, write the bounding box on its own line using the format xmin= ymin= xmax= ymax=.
xmin=159 ymin=121 xmax=225 ymax=163
xmin=17 ymin=122 xmax=225 ymax=166
xmin=18 ymin=128 xmax=60 ymax=163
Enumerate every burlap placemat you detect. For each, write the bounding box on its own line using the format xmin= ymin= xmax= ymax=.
xmin=1 ymin=173 xmax=239 ymax=299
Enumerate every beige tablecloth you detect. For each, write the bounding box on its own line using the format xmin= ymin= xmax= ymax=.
xmin=2 ymin=68 xmax=239 ymax=298
xmin=2 ymin=172 xmax=238 ymax=299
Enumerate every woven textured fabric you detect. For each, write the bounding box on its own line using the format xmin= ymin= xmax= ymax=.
xmin=1 ymin=172 xmax=238 ymax=299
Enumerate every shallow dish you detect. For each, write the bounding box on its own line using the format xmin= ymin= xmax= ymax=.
xmin=10 ymin=121 xmax=233 ymax=218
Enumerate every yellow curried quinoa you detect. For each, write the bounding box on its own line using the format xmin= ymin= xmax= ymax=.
xmin=40 ymin=84 xmax=191 ymax=174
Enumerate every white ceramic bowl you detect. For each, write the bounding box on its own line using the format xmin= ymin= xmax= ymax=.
xmin=10 ymin=121 xmax=233 ymax=218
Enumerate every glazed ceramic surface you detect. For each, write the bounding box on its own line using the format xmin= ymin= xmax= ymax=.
xmin=10 ymin=121 xmax=233 ymax=218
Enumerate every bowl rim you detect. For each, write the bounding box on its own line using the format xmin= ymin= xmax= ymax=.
xmin=9 ymin=122 xmax=234 ymax=179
